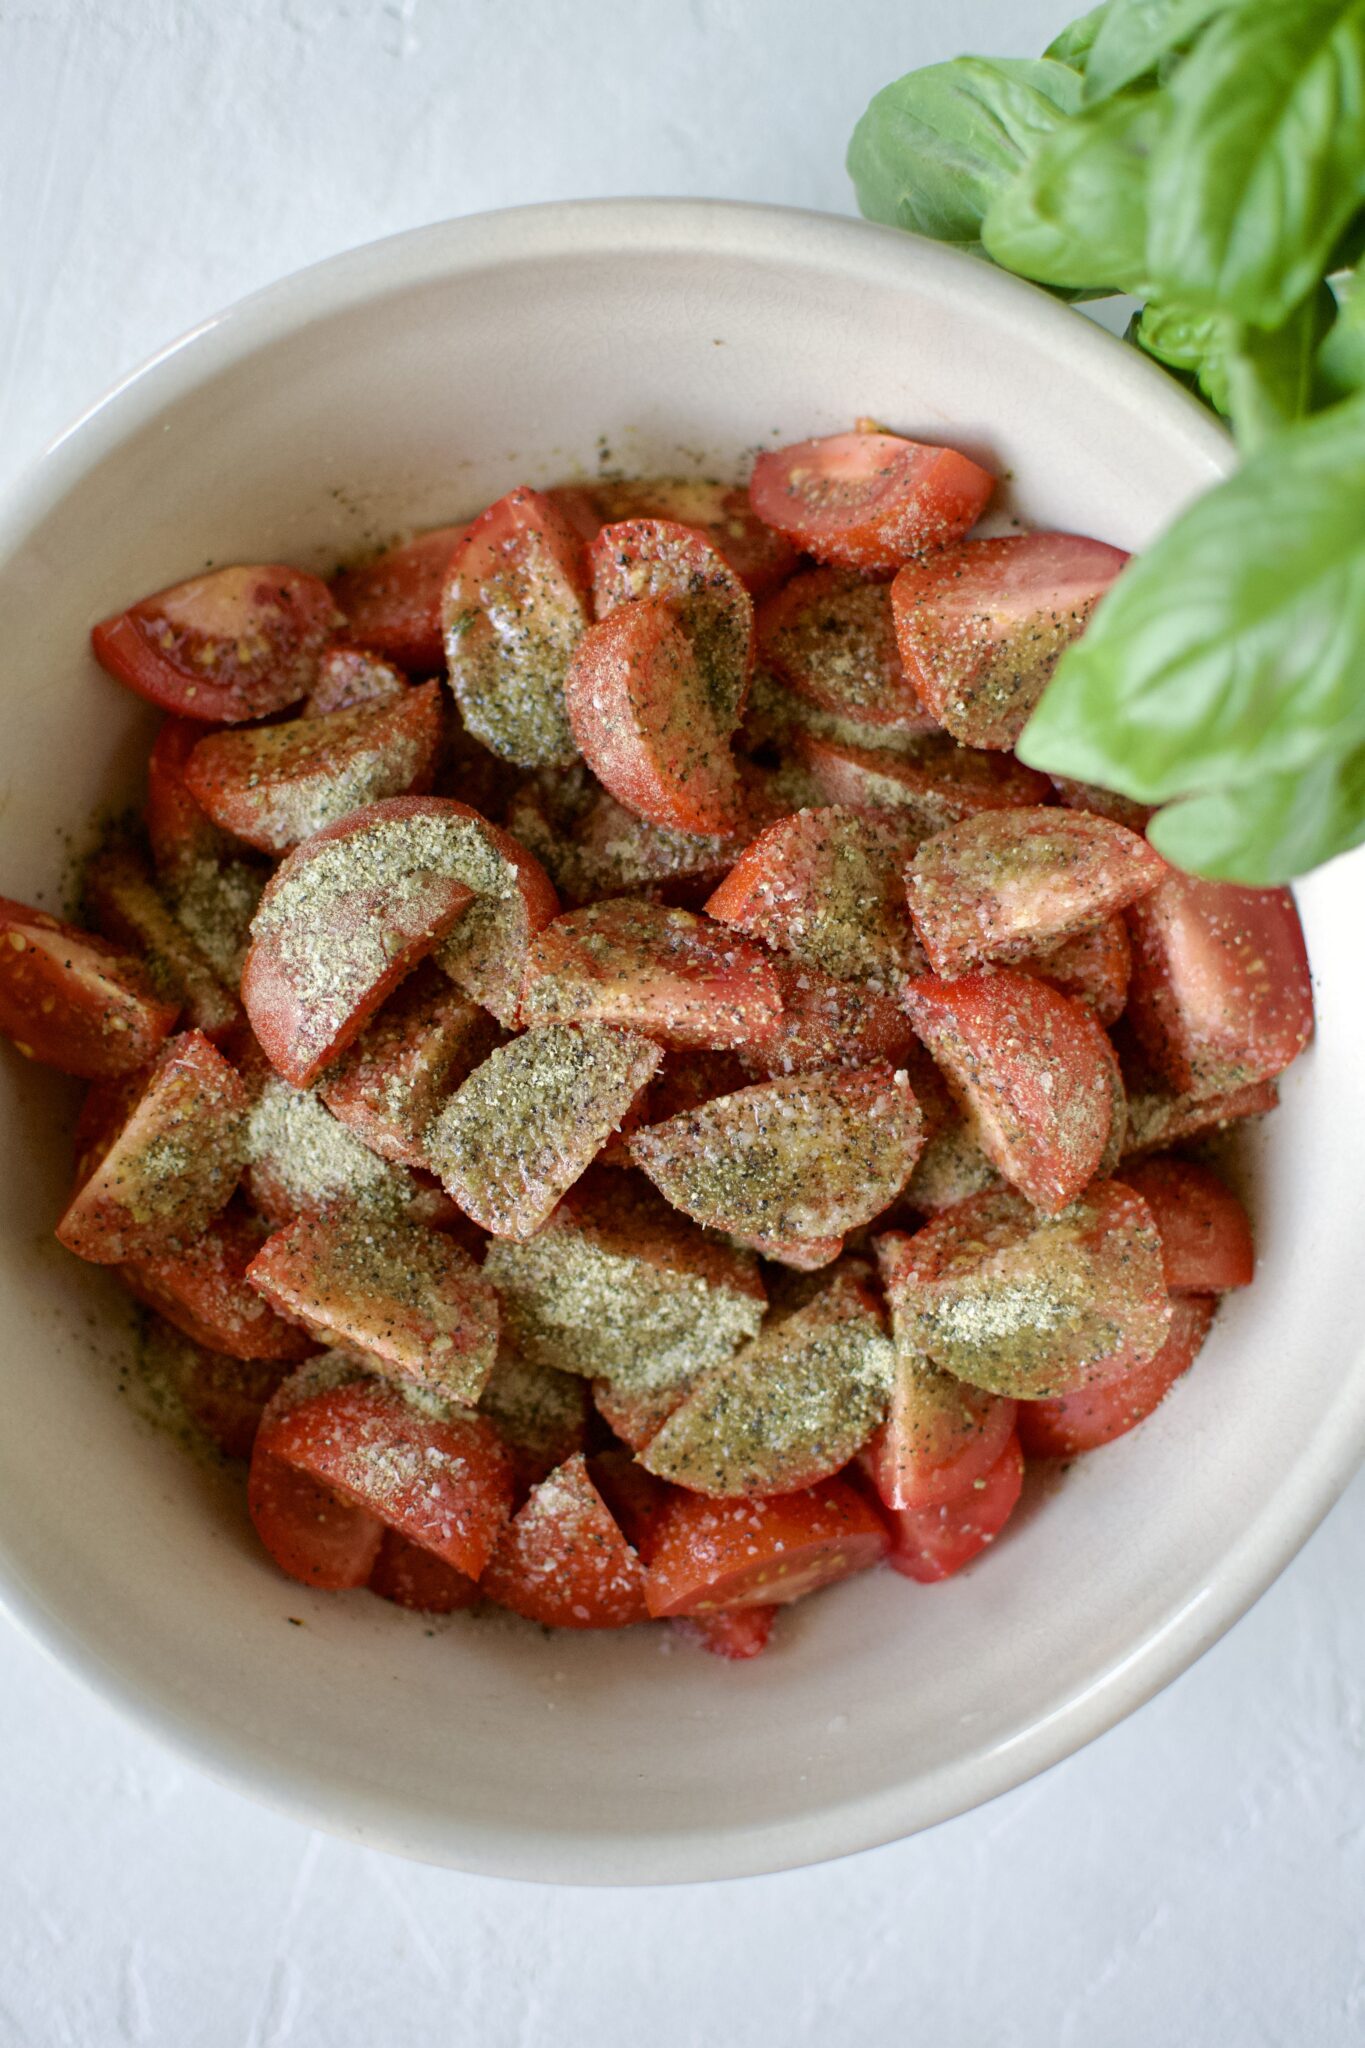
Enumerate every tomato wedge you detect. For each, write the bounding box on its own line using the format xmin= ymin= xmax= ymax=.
xmin=749 ymin=431 xmax=994 ymax=573
xmin=1025 ymin=917 xmax=1131 ymax=1027
xmin=757 ymin=568 xmax=935 ymax=731
xmin=243 ymin=1064 xmax=447 ymax=1229
xmin=706 ymin=806 xmax=927 ymax=988
xmin=141 ymin=1316 xmax=291 ymax=1459
xmin=678 ymin=1605 xmax=778 ymax=1659
xmin=907 ymin=806 xmax=1165 ymax=978
xmin=794 ymin=730 xmax=1051 ymax=824
xmin=91 ymin=564 xmax=338 ymax=723
xmin=0 ymin=896 xmax=178 ymax=1079
xmin=882 ymin=1433 xmax=1025 ymax=1583
xmin=875 ymin=1182 xmax=1170 ymax=1399
xmin=331 ymin=525 xmax=469 ymax=674
xmin=57 ymin=1030 xmax=246 ymax=1264
xmin=645 ymin=1478 xmax=889 ymax=1616
xmin=584 ymin=476 xmax=801 ymax=597
xmin=247 ymin=1439 xmax=384 ymax=1590
xmin=143 ymin=720 xmax=266 ymax=984
xmin=480 ymin=1453 xmax=648 ymax=1628
xmin=245 ymin=1211 xmax=500 ymax=1405
xmin=903 ymin=971 xmax=1119 ymax=1213
xmin=1125 ymin=872 xmax=1313 ymax=1096
xmin=121 ymin=1203 xmax=318 ymax=1362
xmin=589 ymin=519 xmax=755 ymax=729
xmin=181 ymin=681 xmax=441 ymax=854
xmin=1116 ymin=1157 xmax=1254 ymax=1293
xmin=478 ymin=1351 xmax=592 ymax=1493
xmin=430 ymin=807 xmax=561 ymax=1029
xmin=1017 ymin=1294 xmax=1217 ymax=1458
xmin=892 ymin=533 xmax=1128 ymax=750
xmin=745 ymin=957 xmax=919 ymax=1076
xmin=442 ymin=488 xmax=588 ymax=766
xmin=369 ymin=1531 xmax=479 ymax=1612
xmin=630 ymin=1065 xmax=924 ymax=1240
xmin=862 ymin=1355 xmax=1018 ymax=1512
xmin=727 ymin=1229 xmax=847 ymax=1271
xmin=1121 ymin=1071 xmax=1279 ymax=1158
xmin=426 ymin=1022 xmax=662 ymax=1240
xmin=82 ymin=843 xmax=241 ymax=1044
xmin=317 ymin=965 xmax=499 ymax=1170
xmin=303 ymin=643 xmax=409 ymax=717
xmin=520 ymin=898 xmax=783 ymax=1050
xmin=509 ymin=771 xmax=743 ymax=907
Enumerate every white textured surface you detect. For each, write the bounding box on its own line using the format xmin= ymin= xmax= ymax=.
xmin=2 ymin=2 xmax=1363 ymax=2040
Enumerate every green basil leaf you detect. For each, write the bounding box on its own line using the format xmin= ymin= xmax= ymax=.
xmin=1219 ymin=287 xmax=1336 ymax=449
xmin=1017 ymin=393 xmax=1365 ymax=799
xmin=1146 ymin=0 xmax=1365 ymax=327
xmin=981 ymin=89 xmax=1165 ymax=291
xmin=1317 ymin=270 xmax=1365 ymax=401
xmin=1045 ymin=4 xmax=1115 ymax=69
xmin=1134 ymin=299 xmax=1231 ymax=410
xmin=1149 ymin=742 xmax=1365 ymax=882
xmin=847 ymin=58 xmax=1084 ymax=253
xmin=1082 ymin=0 xmax=1232 ymax=101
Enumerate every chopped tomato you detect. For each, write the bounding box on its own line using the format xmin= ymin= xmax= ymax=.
xmin=82 ymin=843 xmax=241 ymax=1044
xmin=727 ymin=1229 xmax=846 ymax=1270
xmin=584 ymin=476 xmax=800 ymax=596
xmin=1025 ymin=917 xmax=1131 ymax=1027
xmin=1116 ymin=1157 xmax=1254 ymax=1293
xmin=142 ymin=720 xmax=266 ymax=983
xmin=677 ymin=1606 xmax=777 ymax=1659
xmin=757 ymin=568 xmax=936 ymax=731
xmin=259 ymin=1366 xmax=514 ymax=1577
xmin=863 ymin=1356 xmax=1018 ymax=1511
xmin=746 ymin=957 xmax=919 ymax=1076
xmin=478 ymin=1352 xmax=592 ymax=1493
xmin=903 ymin=970 xmax=1118 ymax=1213
xmin=566 ymin=598 xmax=747 ymax=834
xmin=892 ymin=532 xmax=1128 ymax=750
xmin=247 ymin=1439 xmax=383 ymax=1590
xmin=794 ymin=730 xmax=1052 ymax=824
xmin=602 ymin=1048 xmax=752 ymax=1163
xmin=749 ymin=431 xmax=994 ymax=573
xmin=317 ymin=965 xmax=499 ymax=1169
xmin=431 ymin=805 xmax=561 ymax=1029
xmin=145 ymin=718 xmax=223 ymax=884
xmin=442 ymin=488 xmax=589 ymax=765
xmin=0 ymin=896 xmax=178 ymax=1079
xmin=706 ymin=806 xmax=927 ymax=987
xmin=181 ymin=681 xmax=441 ymax=854
xmin=91 ymin=564 xmax=338 ymax=723
xmin=1125 ymin=873 xmax=1313 ymax=1096
xmin=240 ymin=1060 xmax=447 ymax=1230
xmin=245 ymin=1211 xmax=499 ymax=1405
xmin=645 ymin=1477 xmax=889 ymax=1616
xmin=56 ymin=1030 xmax=246 ymax=1264
xmin=882 ymin=1432 xmax=1025 ymax=1583
xmin=508 ymin=771 xmax=743 ymax=907
xmin=875 ymin=1182 xmax=1170 ymax=1399
xmin=630 ymin=1065 xmax=923 ymax=1240
xmin=331 ymin=525 xmax=469 ymax=674
xmin=303 ymin=643 xmax=409 ymax=717
xmin=1051 ymin=775 xmax=1153 ymax=833
xmin=588 ymin=1447 xmax=677 ymax=1561
xmin=907 ymin=806 xmax=1165 ymax=978
xmin=480 ymin=1452 xmax=648 ymax=1628
xmin=1018 ymin=1293 xmax=1217 ymax=1458
xmin=1122 ymin=1071 xmax=1279 ymax=1158
xmin=426 ymin=1022 xmax=662 ymax=1240
xmin=368 ymin=1531 xmax=479 ymax=1613
xmin=142 ymin=1316 xmax=290 ymax=1459
xmin=591 ymin=1375 xmax=689 ymax=1454
xmin=589 ymin=519 xmax=754 ymax=728
xmin=121 ymin=1203 xmax=318 ymax=1362
xmin=520 ymin=898 xmax=783 ymax=1050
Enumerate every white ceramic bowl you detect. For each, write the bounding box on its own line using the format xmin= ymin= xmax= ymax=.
xmin=0 ymin=200 xmax=1360 ymax=1885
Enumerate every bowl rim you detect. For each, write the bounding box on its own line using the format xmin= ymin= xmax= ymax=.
xmin=2 ymin=197 xmax=1351 ymax=1889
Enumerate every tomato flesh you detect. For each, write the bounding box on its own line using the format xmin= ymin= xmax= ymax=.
xmin=883 ymin=1432 xmax=1025 ymax=1583
xmin=1116 ymin=1157 xmax=1254 ymax=1293
xmin=863 ymin=1357 xmax=1018 ymax=1512
xmin=331 ymin=525 xmax=469 ymax=674
xmin=1018 ymin=1295 xmax=1217 ymax=1458
xmin=304 ymin=643 xmax=409 ymax=717
xmin=247 ymin=1439 xmax=384 ymax=1590
xmin=82 ymin=843 xmax=241 ymax=1045
xmin=757 ymin=568 xmax=935 ymax=731
xmin=0 ymin=896 xmax=179 ymax=1079
xmin=749 ymin=431 xmax=994 ymax=573
xmin=369 ymin=1531 xmax=479 ymax=1613
xmin=480 ymin=1452 xmax=649 ymax=1628
xmin=646 ymin=1477 xmax=889 ymax=1616
xmin=678 ymin=1606 xmax=778 ymax=1659
xmin=121 ymin=1204 xmax=317 ymax=1362
xmin=795 ymin=730 xmax=1051 ymax=824
xmin=317 ymin=963 xmax=498 ymax=1170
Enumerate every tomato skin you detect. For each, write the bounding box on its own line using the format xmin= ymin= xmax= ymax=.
xmin=882 ymin=1432 xmax=1024 ymax=1583
xmin=588 ymin=1447 xmax=677 ymax=1561
xmin=1125 ymin=873 xmax=1313 ymax=1097
xmin=746 ymin=957 xmax=919 ymax=1077
xmin=92 ymin=565 xmax=339 ymax=723
xmin=758 ymin=568 xmax=936 ymax=732
xmin=121 ymin=1204 xmax=318 ymax=1363
xmin=678 ymin=1605 xmax=777 ymax=1659
xmin=0 ymin=896 xmax=179 ymax=1079
xmin=248 ymin=1438 xmax=384 ymax=1590
xmin=331 ymin=525 xmax=470 ymax=674
xmin=145 ymin=718 xmax=222 ymax=882
xmin=1018 ymin=1295 xmax=1217 ymax=1458
xmin=581 ymin=476 xmax=800 ymax=597
xmin=368 ymin=1530 xmax=479 ymax=1613
xmin=1116 ymin=1157 xmax=1254 ymax=1293
xmin=749 ymin=432 xmax=995 ymax=573
xmin=588 ymin=518 xmax=755 ymax=717
xmin=645 ymin=1477 xmax=889 ymax=1616
xmin=863 ymin=1361 xmax=1018 ymax=1512
xmin=795 ymin=731 xmax=1052 ymax=824
xmin=480 ymin=1452 xmax=649 ymax=1628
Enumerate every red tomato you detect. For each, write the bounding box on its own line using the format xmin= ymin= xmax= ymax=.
xmin=330 ymin=525 xmax=470 ymax=674
xmin=584 ymin=476 xmax=800 ymax=597
xmin=520 ymin=898 xmax=783 ymax=1050
xmin=1025 ymin=917 xmax=1131 ymax=1027
xmin=145 ymin=718 xmax=222 ymax=884
xmin=588 ymin=518 xmax=755 ymax=729
xmin=92 ymin=564 xmax=338 ymax=723
xmin=182 ymin=681 xmax=442 ymax=855
xmin=317 ymin=964 xmax=498 ymax=1170
xmin=0 ymin=896 xmax=178 ymax=1079
xmin=906 ymin=806 xmax=1165 ymax=978
xmin=1122 ymin=1071 xmax=1279 ymax=1158
xmin=749 ymin=431 xmax=995 ymax=573
xmin=645 ymin=1478 xmax=889 ymax=1616
xmin=892 ymin=532 xmax=1128 ymax=750
xmin=303 ymin=643 xmax=409 ymax=717
xmin=588 ymin=1447 xmax=677 ymax=1561
xmin=1017 ymin=1295 xmax=1217 ymax=1458
xmin=56 ymin=1030 xmax=246 ymax=1264
xmin=82 ymin=842 xmax=241 ymax=1045
xmin=883 ymin=1432 xmax=1024 ymax=1583
xmin=121 ymin=1204 xmax=318 ymax=1362
xmin=678 ymin=1605 xmax=777 ymax=1659
xmin=259 ymin=1368 xmax=514 ymax=1578
xmin=591 ymin=1376 xmax=688 ymax=1455
xmin=746 ymin=957 xmax=919 ymax=1076
xmin=794 ymin=731 xmax=1052 ymax=824
xmin=247 ymin=1438 xmax=384 ymax=1590
xmin=600 ymin=1048 xmax=752 ymax=1163
xmin=245 ymin=1210 xmax=499 ymax=1406
xmin=143 ymin=1317 xmax=290 ymax=1459
xmin=1125 ymin=872 xmax=1313 ymax=1096
xmin=480 ymin=1452 xmax=649 ymax=1628
xmin=903 ymin=971 xmax=1118 ymax=1213
xmin=1116 ymin=1157 xmax=1254 ymax=1293
xmin=863 ymin=1359 xmax=1018 ymax=1512
xmin=431 ymin=804 xmax=562 ymax=1029
xmin=478 ymin=1353 xmax=592 ymax=1495
xmin=566 ymin=598 xmax=747 ymax=834
xmin=726 ymin=1230 xmax=846 ymax=1271
xmin=1051 ymin=775 xmax=1153 ymax=833
xmin=508 ymin=773 xmax=744 ymax=908
xmin=442 ymin=488 xmax=589 ymax=766
xmin=368 ymin=1530 xmax=479 ymax=1613
xmin=757 ymin=568 xmax=936 ymax=731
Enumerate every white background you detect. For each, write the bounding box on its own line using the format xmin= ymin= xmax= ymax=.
xmin=3 ymin=3 xmax=1364 ymax=2042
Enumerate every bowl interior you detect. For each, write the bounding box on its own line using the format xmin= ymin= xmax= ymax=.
xmin=0 ymin=203 xmax=1359 ymax=1883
